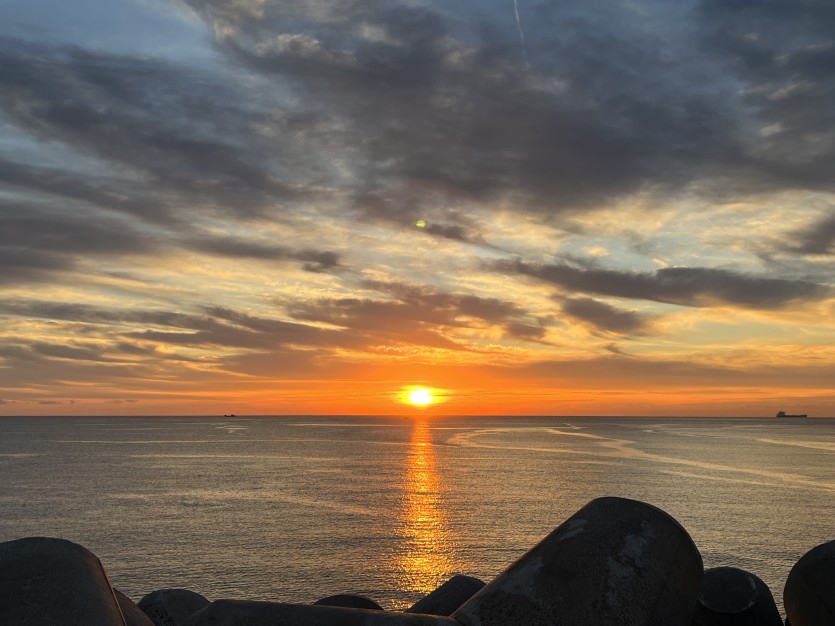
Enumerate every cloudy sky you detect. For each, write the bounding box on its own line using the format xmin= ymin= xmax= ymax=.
xmin=1 ymin=0 xmax=834 ymax=416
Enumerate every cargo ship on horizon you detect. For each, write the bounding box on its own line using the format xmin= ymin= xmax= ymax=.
xmin=776 ymin=410 xmax=808 ymax=418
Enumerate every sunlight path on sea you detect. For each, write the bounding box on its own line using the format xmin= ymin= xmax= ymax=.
xmin=396 ymin=419 xmax=457 ymax=596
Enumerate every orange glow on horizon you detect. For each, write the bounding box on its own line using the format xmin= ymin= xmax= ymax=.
xmin=5 ymin=355 xmax=834 ymax=416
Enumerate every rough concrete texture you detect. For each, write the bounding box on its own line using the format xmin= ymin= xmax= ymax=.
xmin=138 ymin=588 xmax=210 ymax=626
xmin=783 ymin=539 xmax=835 ymax=626
xmin=314 ymin=594 xmax=383 ymax=610
xmin=182 ymin=600 xmax=462 ymax=625
xmin=115 ymin=590 xmax=155 ymax=626
xmin=407 ymin=575 xmax=485 ymax=616
xmin=0 ymin=536 xmax=126 ymax=626
xmin=452 ymin=496 xmax=703 ymax=626
xmin=691 ymin=566 xmax=782 ymax=626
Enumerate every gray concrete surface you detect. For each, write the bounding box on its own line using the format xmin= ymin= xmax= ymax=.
xmin=452 ymin=496 xmax=703 ymax=626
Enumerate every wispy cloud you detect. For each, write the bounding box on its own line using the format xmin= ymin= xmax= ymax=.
xmin=494 ymin=260 xmax=830 ymax=309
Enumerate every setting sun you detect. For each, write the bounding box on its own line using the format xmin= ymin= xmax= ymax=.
xmin=407 ymin=388 xmax=434 ymax=406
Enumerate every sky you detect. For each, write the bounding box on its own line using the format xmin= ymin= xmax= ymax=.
xmin=1 ymin=0 xmax=834 ymax=416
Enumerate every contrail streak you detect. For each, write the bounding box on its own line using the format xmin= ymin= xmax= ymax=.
xmin=513 ymin=0 xmax=531 ymax=69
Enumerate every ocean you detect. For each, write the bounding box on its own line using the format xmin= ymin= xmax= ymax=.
xmin=1 ymin=416 xmax=833 ymax=615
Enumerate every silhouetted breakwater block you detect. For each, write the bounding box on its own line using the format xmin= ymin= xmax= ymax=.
xmin=452 ymin=496 xmax=703 ymax=626
xmin=784 ymin=539 xmax=835 ymax=626
xmin=183 ymin=600 xmax=461 ymax=625
xmin=115 ymin=590 xmax=155 ymax=626
xmin=314 ymin=594 xmax=383 ymax=610
xmin=691 ymin=567 xmax=782 ymax=626
xmin=0 ymin=536 xmax=126 ymax=626
xmin=406 ymin=575 xmax=485 ymax=616
xmin=138 ymin=588 xmax=209 ymax=626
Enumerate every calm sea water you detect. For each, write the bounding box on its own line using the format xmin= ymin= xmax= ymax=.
xmin=1 ymin=416 xmax=833 ymax=614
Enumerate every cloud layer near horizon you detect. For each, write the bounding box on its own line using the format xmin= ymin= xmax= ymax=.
xmin=1 ymin=0 xmax=834 ymax=414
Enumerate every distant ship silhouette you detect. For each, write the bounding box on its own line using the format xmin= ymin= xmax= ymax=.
xmin=776 ymin=410 xmax=807 ymax=418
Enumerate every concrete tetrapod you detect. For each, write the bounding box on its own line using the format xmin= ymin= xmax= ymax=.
xmin=783 ymin=539 xmax=835 ymax=626
xmin=183 ymin=600 xmax=461 ymax=625
xmin=691 ymin=567 xmax=782 ymax=626
xmin=137 ymin=588 xmax=209 ymax=626
xmin=0 ymin=536 xmax=126 ymax=626
xmin=407 ymin=575 xmax=485 ymax=616
xmin=115 ymin=590 xmax=155 ymax=626
xmin=451 ymin=496 xmax=704 ymax=626
xmin=314 ymin=594 xmax=384 ymax=610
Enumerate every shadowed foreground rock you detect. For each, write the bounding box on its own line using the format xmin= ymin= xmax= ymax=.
xmin=14 ymin=498 xmax=835 ymax=626
xmin=784 ymin=539 xmax=835 ymax=626
xmin=0 ymin=537 xmax=126 ymax=626
xmin=115 ymin=590 xmax=155 ymax=626
xmin=451 ymin=496 xmax=704 ymax=626
xmin=314 ymin=594 xmax=383 ymax=610
xmin=137 ymin=588 xmax=210 ymax=626
xmin=182 ymin=600 xmax=459 ymax=625
xmin=691 ymin=567 xmax=782 ymax=626
xmin=406 ymin=575 xmax=485 ymax=616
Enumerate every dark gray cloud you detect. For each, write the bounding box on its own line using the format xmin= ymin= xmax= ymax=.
xmin=0 ymin=300 xmax=304 ymax=345
xmin=286 ymin=279 xmax=543 ymax=344
xmin=0 ymin=157 xmax=174 ymax=224
xmin=697 ymin=0 xmax=835 ymax=189
xmin=604 ymin=343 xmax=630 ymax=356
xmin=29 ymin=342 xmax=121 ymax=363
xmin=0 ymin=37 xmax=350 ymax=287
xmin=206 ymin=0 xmax=719 ymax=210
xmin=0 ymin=198 xmax=341 ymax=283
xmin=2 ymin=0 xmax=834 ymax=250
xmin=188 ymin=236 xmax=342 ymax=272
xmin=495 ymin=260 xmax=830 ymax=309
xmin=177 ymin=0 xmax=835 ymax=219
xmin=220 ymin=346 xmax=324 ymax=378
xmin=0 ymin=296 xmax=468 ymax=365
xmin=289 ymin=281 xmax=527 ymax=336
xmin=0 ymin=340 xmax=154 ymax=389
xmin=790 ymin=211 xmax=835 ymax=255
xmin=0 ymin=201 xmax=155 ymax=256
xmin=0 ymin=198 xmax=159 ymax=285
xmin=4 ymin=0 xmax=835 ymax=255
xmin=0 ymin=39 xmax=310 ymax=222
xmin=286 ymin=298 xmax=469 ymax=350
xmin=0 ymin=333 xmax=210 ymax=385
xmin=0 ymin=300 xmax=142 ymax=325
xmin=121 ymin=308 xmax=340 ymax=351
xmin=0 ymin=299 xmax=323 ymax=345
xmin=359 ymin=188 xmax=490 ymax=244
xmin=560 ymin=297 xmax=650 ymax=335
xmin=361 ymin=280 xmax=527 ymax=320
xmin=0 ymin=302 xmax=336 ymax=387
xmin=0 ymin=246 xmax=73 ymax=284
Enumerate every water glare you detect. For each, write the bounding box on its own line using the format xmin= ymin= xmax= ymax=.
xmin=397 ymin=419 xmax=456 ymax=595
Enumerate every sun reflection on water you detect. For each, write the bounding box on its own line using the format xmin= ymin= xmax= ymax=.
xmin=397 ymin=419 xmax=457 ymax=595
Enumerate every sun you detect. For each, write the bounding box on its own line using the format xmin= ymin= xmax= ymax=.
xmin=407 ymin=387 xmax=434 ymax=406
